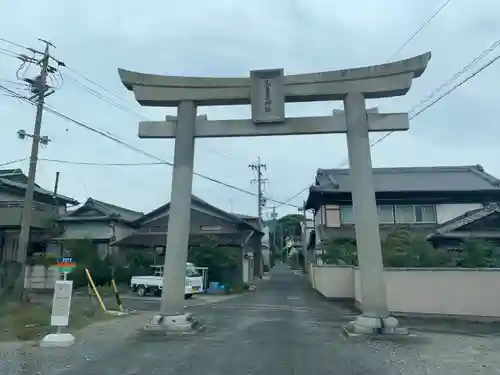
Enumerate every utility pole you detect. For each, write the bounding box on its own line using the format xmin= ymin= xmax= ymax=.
xmin=249 ymin=157 xmax=267 ymax=277
xmin=298 ymin=202 xmax=308 ymax=273
xmin=269 ymin=206 xmax=278 ymax=264
xmin=249 ymin=157 xmax=267 ymax=220
xmin=14 ymin=40 xmax=54 ymax=301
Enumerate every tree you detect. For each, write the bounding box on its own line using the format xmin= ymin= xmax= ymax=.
xmin=278 ymin=214 xmax=303 ymax=239
xmin=65 ymin=239 xmax=112 ymax=288
xmin=187 ymin=236 xmax=240 ymax=284
xmin=457 ymin=239 xmax=500 ymax=268
xmin=382 ymin=229 xmax=453 ymax=267
xmin=322 ymin=238 xmax=358 ymax=266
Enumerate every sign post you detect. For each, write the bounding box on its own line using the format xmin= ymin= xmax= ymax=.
xmin=40 ymin=257 xmax=77 ymax=347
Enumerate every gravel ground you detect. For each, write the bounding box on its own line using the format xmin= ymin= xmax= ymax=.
xmin=2 ymin=265 xmax=500 ymax=374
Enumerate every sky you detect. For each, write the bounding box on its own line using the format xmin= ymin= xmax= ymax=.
xmin=0 ymin=0 xmax=499 ymax=220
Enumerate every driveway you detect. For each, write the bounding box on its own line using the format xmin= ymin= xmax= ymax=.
xmin=5 ymin=264 xmax=500 ymax=374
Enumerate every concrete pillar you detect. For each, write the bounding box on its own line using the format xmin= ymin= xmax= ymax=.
xmin=344 ymin=92 xmax=399 ymax=333
xmin=159 ymin=100 xmax=196 ymax=316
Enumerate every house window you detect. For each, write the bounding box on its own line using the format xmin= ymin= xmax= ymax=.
xmin=395 ymin=205 xmax=415 ymax=223
xmin=339 ymin=206 xmax=354 ymax=224
xmin=324 ymin=205 xmax=340 ymax=227
xmin=200 ymin=225 xmax=222 ymax=232
xmin=378 ymin=205 xmax=394 ymax=223
xmin=395 ymin=205 xmax=437 ymax=223
xmin=416 ymin=205 xmax=436 ymax=223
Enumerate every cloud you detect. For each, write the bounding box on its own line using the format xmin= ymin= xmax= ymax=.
xmin=0 ymin=0 xmax=499 ymax=217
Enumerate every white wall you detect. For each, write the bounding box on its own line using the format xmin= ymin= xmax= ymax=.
xmin=311 ymin=265 xmax=500 ymax=318
xmin=436 ymin=203 xmax=483 ymax=224
xmin=310 ymin=265 xmax=353 ymax=298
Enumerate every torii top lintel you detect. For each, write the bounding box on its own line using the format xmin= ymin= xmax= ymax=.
xmin=118 ymin=52 xmax=431 ymax=107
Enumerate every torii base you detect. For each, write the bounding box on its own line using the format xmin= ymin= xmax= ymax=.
xmin=139 ymin=313 xmax=201 ymax=338
xmin=342 ymin=315 xmax=408 ymax=337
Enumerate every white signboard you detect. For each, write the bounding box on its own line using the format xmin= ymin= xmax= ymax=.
xmin=50 ymin=280 xmax=73 ymax=327
xmin=250 ymin=69 xmax=285 ymax=123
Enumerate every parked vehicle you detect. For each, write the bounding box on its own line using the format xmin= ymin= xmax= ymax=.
xmin=130 ymin=263 xmax=204 ymax=298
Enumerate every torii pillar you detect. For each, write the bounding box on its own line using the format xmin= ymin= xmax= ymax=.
xmin=119 ymin=51 xmax=431 ymax=334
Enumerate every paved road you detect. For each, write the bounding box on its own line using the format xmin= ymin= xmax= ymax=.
xmin=11 ymin=264 xmax=498 ymax=374
xmin=46 ymin=264 xmax=419 ymax=374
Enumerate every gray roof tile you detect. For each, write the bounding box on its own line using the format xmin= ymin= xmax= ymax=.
xmin=313 ymin=165 xmax=500 ymax=193
xmin=60 ymin=197 xmax=143 ymax=223
xmin=0 ymin=168 xmax=78 ymax=204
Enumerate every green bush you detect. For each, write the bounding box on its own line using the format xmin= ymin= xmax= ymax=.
xmin=63 ymin=239 xmax=112 ymax=288
xmin=187 ymin=236 xmax=240 ymax=284
xmin=227 ymin=281 xmax=249 ymax=294
xmin=26 ymin=252 xmax=59 ymax=267
xmin=67 ymin=267 xmax=88 ymax=288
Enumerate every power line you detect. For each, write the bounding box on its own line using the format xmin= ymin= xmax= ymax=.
xmin=57 ymin=62 xmax=253 ymax=164
xmin=363 ymin=39 xmax=500 ymax=158
xmin=0 ymin=47 xmax=19 ymax=59
xmin=0 ymin=37 xmax=30 ymax=51
xmin=277 ymin=186 xmax=310 ymax=208
xmin=63 ymin=66 xmax=142 ymax=111
xmin=0 ymin=158 xmax=28 ymax=168
xmin=276 ymin=1 xmax=456 ymax=209
xmin=278 ymin=34 xmax=500 ymax=209
xmin=388 ymin=0 xmax=453 ymax=61
xmin=39 ymin=158 xmax=165 ymax=166
xmin=0 ymin=82 xmax=300 ymax=208
xmin=62 ymin=72 xmax=150 ymax=120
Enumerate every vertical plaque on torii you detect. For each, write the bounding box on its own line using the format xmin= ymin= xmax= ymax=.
xmin=250 ymin=69 xmax=285 ymax=124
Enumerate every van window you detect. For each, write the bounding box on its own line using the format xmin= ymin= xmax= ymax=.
xmin=186 ymin=265 xmax=200 ymax=277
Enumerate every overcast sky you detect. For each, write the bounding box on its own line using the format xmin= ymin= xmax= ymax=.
xmin=0 ymin=0 xmax=499 ymax=219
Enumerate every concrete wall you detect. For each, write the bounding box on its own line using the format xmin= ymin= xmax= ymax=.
xmin=310 ymin=264 xmax=353 ymax=298
xmin=24 ymin=264 xmax=60 ymax=290
xmin=310 ymin=264 xmax=500 ymax=318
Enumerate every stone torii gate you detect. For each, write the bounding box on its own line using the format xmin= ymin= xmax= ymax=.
xmin=118 ymin=52 xmax=431 ymax=334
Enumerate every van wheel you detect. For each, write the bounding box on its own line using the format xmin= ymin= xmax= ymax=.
xmin=184 ymin=294 xmax=193 ymax=300
xmin=136 ymin=285 xmax=147 ymax=297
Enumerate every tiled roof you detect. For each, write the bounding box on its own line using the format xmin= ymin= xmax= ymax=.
xmin=312 ymin=165 xmax=500 ymax=193
xmin=428 ymin=203 xmax=500 ymax=238
xmin=134 ymin=195 xmax=262 ymax=232
xmin=0 ymin=168 xmax=78 ymax=204
xmin=89 ymin=198 xmax=144 ymax=222
xmin=60 ymin=197 xmax=144 ymax=223
xmin=112 ymin=231 xmax=251 ymax=247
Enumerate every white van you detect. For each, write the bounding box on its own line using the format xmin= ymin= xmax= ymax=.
xmin=130 ymin=263 xmax=204 ymax=299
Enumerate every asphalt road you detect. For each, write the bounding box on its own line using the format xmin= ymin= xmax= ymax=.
xmin=8 ymin=265 xmax=500 ymax=374
xmin=50 ymin=264 xmax=440 ymax=375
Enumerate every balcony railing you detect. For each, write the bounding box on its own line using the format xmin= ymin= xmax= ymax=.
xmin=0 ymin=200 xmax=59 ymax=227
xmin=0 ymin=200 xmax=58 ymax=212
